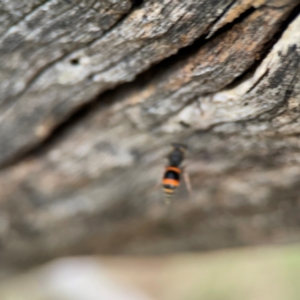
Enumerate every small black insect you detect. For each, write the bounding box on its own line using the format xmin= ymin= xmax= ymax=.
xmin=162 ymin=143 xmax=192 ymax=204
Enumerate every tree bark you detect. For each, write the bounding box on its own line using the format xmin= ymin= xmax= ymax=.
xmin=0 ymin=0 xmax=299 ymax=271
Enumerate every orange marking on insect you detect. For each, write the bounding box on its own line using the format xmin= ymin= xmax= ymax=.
xmin=163 ymin=178 xmax=180 ymax=187
xmin=164 ymin=188 xmax=174 ymax=194
xmin=165 ymin=166 xmax=181 ymax=173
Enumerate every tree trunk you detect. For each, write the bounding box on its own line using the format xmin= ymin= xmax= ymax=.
xmin=0 ymin=0 xmax=299 ymax=272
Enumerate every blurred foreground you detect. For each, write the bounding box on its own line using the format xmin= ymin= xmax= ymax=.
xmin=1 ymin=245 xmax=300 ymax=300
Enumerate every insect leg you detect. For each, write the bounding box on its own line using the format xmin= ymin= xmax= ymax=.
xmin=182 ymin=166 xmax=193 ymax=198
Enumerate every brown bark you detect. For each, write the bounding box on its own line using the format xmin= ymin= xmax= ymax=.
xmin=0 ymin=0 xmax=299 ymax=271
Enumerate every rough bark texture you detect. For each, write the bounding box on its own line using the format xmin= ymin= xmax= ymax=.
xmin=0 ymin=0 xmax=299 ymax=272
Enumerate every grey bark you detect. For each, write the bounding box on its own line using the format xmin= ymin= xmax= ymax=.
xmin=0 ymin=0 xmax=299 ymax=272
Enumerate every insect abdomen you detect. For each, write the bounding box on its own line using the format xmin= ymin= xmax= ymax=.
xmin=162 ymin=167 xmax=180 ymax=203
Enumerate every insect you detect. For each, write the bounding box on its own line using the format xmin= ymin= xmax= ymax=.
xmin=162 ymin=143 xmax=192 ymax=204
